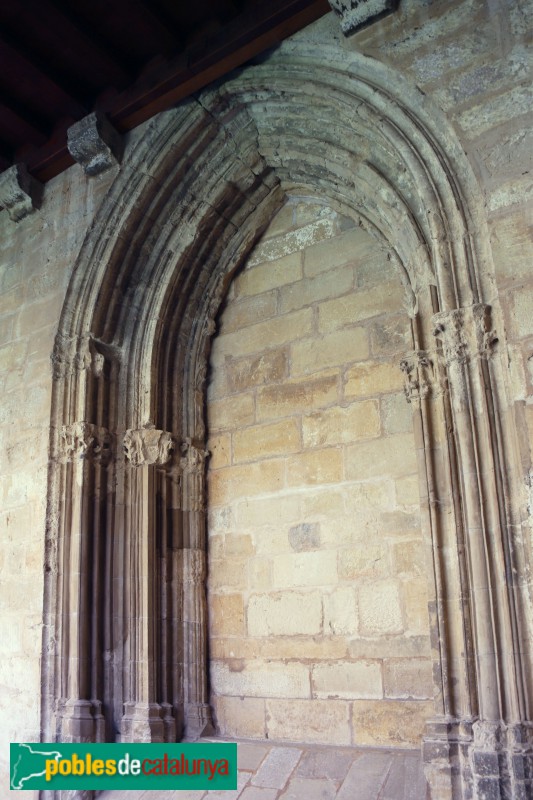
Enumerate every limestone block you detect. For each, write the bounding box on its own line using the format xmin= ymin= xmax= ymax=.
xmin=235 ymin=250 xmax=302 ymax=297
xmin=255 ymin=636 xmax=348 ymax=662
xmin=236 ymin=494 xmax=301 ymax=528
xmin=506 ymin=286 xmax=533 ymax=340
xmin=208 ymin=460 xmax=284 ymax=506
xmin=213 ymin=695 xmax=266 ymax=739
xmin=233 ymin=419 xmax=301 ymax=463
xmin=323 ymin=586 xmax=358 ymax=636
xmin=209 ymin=392 xmax=255 ymax=431
xmin=257 ymin=374 xmax=338 ymax=421
xmin=370 ymin=315 xmax=412 ymax=357
xmin=312 ymin=661 xmax=383 ymax=700
xmin=304 ymin=227 xmax=375 ymax=278
xmin=339 ymin=545 xmax=388 ymax=580
xmin=303 ymin=400 xmax=380 ymax=447
xmin=402 ymin=578 xmax=430 ymax=634
xmin=301 ymin=488 xmax=347 ymax=519
xmin=393 ymin=539 xmax=426 ymax=576
xmin=225 ymin=533 xmax=254 ymax=557
xmin=490 ymin=210 xmax=533 ymax=286
xmin=383 ymin=658 xmax=434 ymax=700
xmin=211 ymin=660 xmax=310 ymax=699
xmin=286 ymin=448 xmax=343 ymax=487
xmin=288 ymin=522 xmax=321 ymax=552
xmin=219 ymin=290 xmax=278 ymax=335
xmin=248 ymin=558 xmax=272 ymax=591
xmin=343 ymin=479 xmax=395 ymax=513
xmin=279 ymin=264 xmax=354 ymax=314
xmin=345 ymin=433 xmax=418 ymax=480
xmin=210 ymin=593 xmax=245 ymax=637
xmin=351 ymin=699 xmax=434 ymax=747
xmin=291 ymin=327 xmax=369 ymax=375
xmin=380 ymin=392 xmax=413 ymax=435
xmin=214 ymin=308 xmax=313 ymax=360
xmin=344 ymin=360 xmax=404 ymax=398
xmin=207 ymin=433 xmax=231 ymax=469
xmin=348 ymin=635 xmax=431 ymax=661
xmin=458 ymin=86 xmax=533 ymax=137
xmin=226 ymin=347 xmax=289 ymax=393
xmin=248 ymin=217 xmax=338 ymax=267
xmin=319 ymin=281 xmax=400 ymax=334
xmin=272 ymin=550 xmax=338 ymax=588
xmin=209 ymin=557 xmax=249 ymax=591
xmin=358 ymin=580 xmax=403 ymax=635
xmin=247 ymin=591 xmax=323 ymax=636
xmin=266 ymin=698 xmax=351 ymax=745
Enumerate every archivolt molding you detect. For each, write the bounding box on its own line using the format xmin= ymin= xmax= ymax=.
xmin=42 ymin=39 xmax=532 ymax=800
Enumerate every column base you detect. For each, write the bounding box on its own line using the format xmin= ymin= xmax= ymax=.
xmin=184 ymin=703 xmax=214 ymax=740
xmin=119 ymin=702 xmax=165 ymax=742
xmin=56 ymin=699 xmax=105 ymax=743
xmin=423 ymin=717 xmax=533 ymax=800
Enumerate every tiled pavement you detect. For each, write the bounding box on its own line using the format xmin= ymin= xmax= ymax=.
xmin=98 ymin=738 xmax=430 ymax=799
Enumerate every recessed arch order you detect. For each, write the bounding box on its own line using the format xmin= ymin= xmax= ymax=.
xmin=43 ymin=40 xmax=532 ymax=800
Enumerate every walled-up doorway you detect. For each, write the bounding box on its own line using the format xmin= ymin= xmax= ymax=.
xmin=206 ymin=197 xmax=434 ymax=747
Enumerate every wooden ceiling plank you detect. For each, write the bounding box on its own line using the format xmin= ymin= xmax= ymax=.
xmin=0 ymin=0 xmax=131 ymax=91
xmin=0 ymin=36 xmax=89 ymax=122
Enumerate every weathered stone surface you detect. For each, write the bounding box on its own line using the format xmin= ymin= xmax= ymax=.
xmin=0 ymin=164 xmax=43 ymax=222
xmin=67 ymin=111 xmax=123 ymax=175
xmin=247 ymin=591 xmax=323 ymax=636
xmin=359 ymin=580 xmax=404 ymax=635
xmin=312 ymin=660 xmax=383 ymax=700
xmin=302 ymin=400 xmax=380 ymax=447
xmin=266 ymin=699 xmax=352 ymax=745
xmin=251 ymin=746 xmax=302 ymax=789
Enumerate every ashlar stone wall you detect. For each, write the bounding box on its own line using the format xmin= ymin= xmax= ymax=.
xmin=0 ymin=163 xmax=115 ymax=792
xmin=207 ymin=197 xmax=434 ymax=748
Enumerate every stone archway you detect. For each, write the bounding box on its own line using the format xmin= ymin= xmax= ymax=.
xmin=42 ymin=39 xmax=532 ymax=800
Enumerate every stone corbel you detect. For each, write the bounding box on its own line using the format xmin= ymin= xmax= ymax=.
xmin=123 ymin=426 xmax=175 ymax=467
xmin=0 ymin=163 xmax=43 ymax=222
xmin=400 ymin=350 xmax=438 ymax=405
xmin=67 ymin=111 xmax=123 ymax=176
xmin=60 ymin=421 xmax=112 ymax=464
xmin=327 ymin=0 xmax=400 ymax=36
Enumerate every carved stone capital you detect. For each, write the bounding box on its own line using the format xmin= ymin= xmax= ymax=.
xmin=123 ymin=427 xmax=174 ymax=467
xmin=0 ymin=164 xmax=43 ymax=222
xmin=67 ymin=112 xmax=123 ymax=176
xmin=61 ymin=422 xmax=112 ymax=464
xmin=400 ymin=350 xmax=437 ymax=404
xmin=432 ymin=304 xmax=498 ymax=365
xmin=327 ymin=0 xmax=400 ymax=36
xmin=180 ymin=439 xmax=209 ymax=474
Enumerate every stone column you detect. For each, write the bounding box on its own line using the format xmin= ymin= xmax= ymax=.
xmin=55 ymin=422 xmax=110 ymax=745
xmin=180 ymin=440 xmax=214 ymax=739
xmin=404 ymin=304 xmax=533 ymax=799
xmin=121 ymin=426 xmax=175 ymax=742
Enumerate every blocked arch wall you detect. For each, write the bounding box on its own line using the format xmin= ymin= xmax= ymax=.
xmin=43 ymin=40 xmax=532 ymax=800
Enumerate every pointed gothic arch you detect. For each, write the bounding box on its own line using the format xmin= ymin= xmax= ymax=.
xmin=42 ymin=42 xmax=532 ymax=800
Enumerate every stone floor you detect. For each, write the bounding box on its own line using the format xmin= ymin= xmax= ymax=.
xmin=98 ymin=738 xmax=430 ymax=799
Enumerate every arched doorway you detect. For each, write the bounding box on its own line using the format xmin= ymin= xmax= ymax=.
xmin=42 ymin=41 xmax=532 ymax=800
